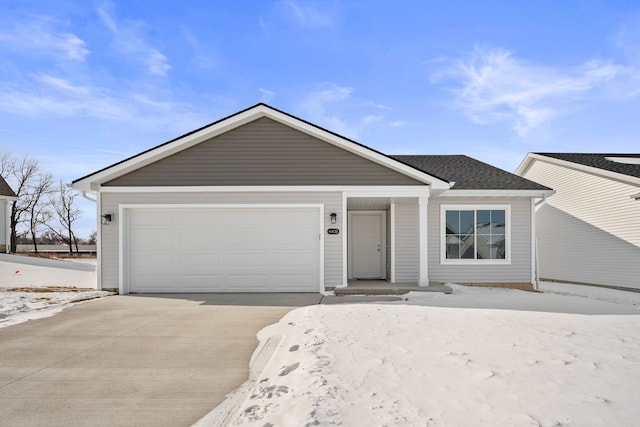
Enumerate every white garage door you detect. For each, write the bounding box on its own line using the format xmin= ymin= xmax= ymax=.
xmin=125 ymin=207 xmax=320 ymax=292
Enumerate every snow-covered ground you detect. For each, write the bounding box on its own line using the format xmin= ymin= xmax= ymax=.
xmin=197 ymin=282 xmax=640 ymax=427
xmin=0 ymin=253 xmax=97 ymax=289
xmin=0 ymin=286 xmax=112 ymax=328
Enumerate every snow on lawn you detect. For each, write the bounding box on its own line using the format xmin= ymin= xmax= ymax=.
xmin=0 ymin=287 xmax=112 ymax=328
xmin=198 ymin=284 xmax=640 ymax=427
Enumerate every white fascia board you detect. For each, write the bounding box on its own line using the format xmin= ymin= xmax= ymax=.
xmin=439 ymin=189 xmax=555 ymax=198
xmin=72 ymin=104 xmax=451 ymax=191
xmin=514 ymin=153 xmax=535 ymax=176
xmin=99 ymin=185 xmax=430 ymax=194
xmin=0 ymin=195 xmax=18 ymax=201
xmin=518 ymin=153 xmax=640 ymax=186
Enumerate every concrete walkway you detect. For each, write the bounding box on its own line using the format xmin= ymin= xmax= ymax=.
xmin=0 ymin=293 xmax=321 ymax=427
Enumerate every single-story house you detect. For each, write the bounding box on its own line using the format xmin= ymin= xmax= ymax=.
xmin=72 ymin=104 xmax=553 ymax=294
xmin=0 ymin=176 xmax=17 ymax=253
xmin=516 ymin=153 xmax=640 ymax=290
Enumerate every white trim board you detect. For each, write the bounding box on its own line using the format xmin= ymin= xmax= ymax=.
xmin=99 ymin=185 xmax=432 ymax=194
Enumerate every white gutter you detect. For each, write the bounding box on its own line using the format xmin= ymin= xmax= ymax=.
xmin=81 ymin=191 xmax=97 ymax=202
xmin=535 ymin=194 xmax=549 ymax=206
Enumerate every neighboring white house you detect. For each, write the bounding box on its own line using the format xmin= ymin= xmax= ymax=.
xmin=72 ymin=104 xmax=552 ymax=294
xmin=516 ymin=153 xmax=640 ymax=290
xmin=0 ymin=176 xmax=17 ymax=253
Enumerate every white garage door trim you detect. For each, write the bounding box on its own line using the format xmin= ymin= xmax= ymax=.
xmin=118 ymin=203 xmax=325 ymax=294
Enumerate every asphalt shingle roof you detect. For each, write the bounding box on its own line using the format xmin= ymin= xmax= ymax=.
xmin=0 ymin=176 xmax=16 ymax=197
xmin=534 ymin=153 xmax=640 ymax=179
xmin=392 ymin=155 xmax=552 ymax=190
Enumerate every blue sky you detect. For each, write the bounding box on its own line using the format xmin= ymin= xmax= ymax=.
xmin=1 ymin=0 xmax=639 ymax=236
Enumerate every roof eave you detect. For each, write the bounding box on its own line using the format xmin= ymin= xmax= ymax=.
xmin=439 ymin=189 xmax=555 ymax=198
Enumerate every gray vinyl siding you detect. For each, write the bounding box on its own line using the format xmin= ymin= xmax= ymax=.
xmin=522 ymin=159 xmax=640 ymax=289
xmin=105 ymin=118 xmax=422 ymax=187
xmin=394 ymin=203 xmax=419 ymax=282
xmin=428 ymin=197 xmax=533 ymax=284
xmin=100 ymin=191 xmax=343 ymax=291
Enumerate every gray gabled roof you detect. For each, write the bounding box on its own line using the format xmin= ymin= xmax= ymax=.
xmin=0 ymin=176 xmax=16 ymax=197
xmin=534 ymin=153 xmax=640 ymax=179
xmin=392 ymin=155 xmax=552 ymax=190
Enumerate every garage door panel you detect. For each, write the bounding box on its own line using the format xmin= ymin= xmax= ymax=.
xmin=130 ymin=229 xmax=170 ymax=248
xmin=178 ymin=234 xmax=222 ymax=251
xmin=127 ymin=207 xmax=320 ymax=293
xmin=131 ymin=253 xmax=175 ymax=272
xmin=131 ymin=274 xmax=175 ymax=289
xmin=130 ymin=211 xmax=174 ymax=227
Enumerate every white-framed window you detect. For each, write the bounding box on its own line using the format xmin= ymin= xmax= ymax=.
xmin=440 ymin=205 xmax=511 ymax=265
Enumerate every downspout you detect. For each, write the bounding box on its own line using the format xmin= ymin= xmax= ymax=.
xmin=531 ymin=194 xmax=550 ymax=291
xmin=80 ymin=190 xmax=101 ymax=290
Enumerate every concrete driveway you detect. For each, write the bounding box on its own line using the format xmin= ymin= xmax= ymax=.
xmin=0 ymin=293 xmax=322 ymax=427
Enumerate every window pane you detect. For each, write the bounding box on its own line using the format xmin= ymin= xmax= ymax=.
xmin=477 ymin=210 xmax=490 ymax=226
xmin=461 ymin=240 xmax=475 ymax=259
xmin=446 ymin=235 xmax=462 ymax=259
xmin=493 ymin=235 xmax=506 ymax=259
xmin=446 ymin=211 xmax=460 ymax=234
xmin=460 ymin=211 xmax=474 ymax=234
xmin=491 ymin=210 xmax=506 ymax=234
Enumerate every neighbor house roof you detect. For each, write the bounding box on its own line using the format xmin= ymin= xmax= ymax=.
xmin=391 ymin=155 xmax=552 ymax=191
xmin=533 ymin=153 xmax=640 ymax=179
xmin=0 ymin=176 xmax=17 ymax=198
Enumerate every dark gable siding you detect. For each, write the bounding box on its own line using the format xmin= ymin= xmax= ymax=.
xmin=104 ymin=117 xmax=423 ymax=186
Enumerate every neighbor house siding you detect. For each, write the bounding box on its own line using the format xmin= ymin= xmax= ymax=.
xmin=522 ymin=159 xmax=640 ymax=289
xmin=104 ymin=118 xmax=422 ymax=187
xmin=100 ymin=191 xmax=343 ymax=290
xmin=394 ymin=203 xmax=419 ymax=282
xmin=427 ymin=197 xmax=532 ymax=284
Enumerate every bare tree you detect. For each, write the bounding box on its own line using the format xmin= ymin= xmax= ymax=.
xmin=26 ymin=173 xmax=54 ymax=253
xmin=47 ymin=181 xmax=82 ymax=255
xmin=0 ymin=153 xmax=50 ymax=253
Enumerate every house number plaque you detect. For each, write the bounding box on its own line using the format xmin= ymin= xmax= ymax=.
xmin=327 ymin=228 xmax=340 ymax=235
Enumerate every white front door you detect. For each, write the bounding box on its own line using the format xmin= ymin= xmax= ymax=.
xmin=349 ymin=212 xmax=385 ymax=279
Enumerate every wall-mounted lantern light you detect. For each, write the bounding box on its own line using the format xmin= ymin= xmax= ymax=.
xmin=101 ymin=214 xmax=112 ymax=225
xmin=330 ymin=212 xmax=337 ymax=224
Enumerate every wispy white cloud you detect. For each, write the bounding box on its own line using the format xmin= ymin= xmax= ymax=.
xmin=281 ymin=0 xmax=336 ymax=28
xmin=430 ymin=47 xmax=624 ymax=136
xmin=0 ymin=15 xmax=89 ymax=61
xmin=259 ymin=88 xmax=276 ymax=102
xmin=35 ymin=74 xmax=90 ymax=95
xmin=0 ymin=72 xmax=206 ymax=133
xmin=97 ymin=8 xmax=171 ymax=76
xmin=297 ymin=83 xmax=385 ymax=138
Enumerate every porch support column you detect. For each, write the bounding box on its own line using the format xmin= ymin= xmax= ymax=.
xmin=418 ymin=195 xmax=429 ymax=287
xmin=390 ymin=202 xmax=396 ymax=283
